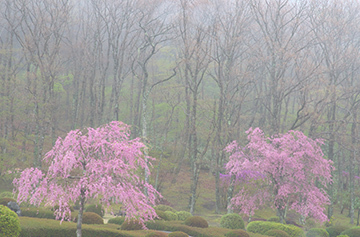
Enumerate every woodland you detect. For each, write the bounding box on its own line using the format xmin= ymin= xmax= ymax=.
xmin=1 ymin=0 xmax=360 ymax=226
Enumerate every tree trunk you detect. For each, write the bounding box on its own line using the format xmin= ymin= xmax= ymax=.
xmin=76 ymin=190 xmax=86 ymax=237
xmin=227 ymin=175 xmax=235 ymax=214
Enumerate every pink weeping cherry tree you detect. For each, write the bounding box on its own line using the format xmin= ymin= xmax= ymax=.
xmin=225 ymin=128 xmax=334 ymax=224
xmin=13 ymin=121 xmax=159 ymax=237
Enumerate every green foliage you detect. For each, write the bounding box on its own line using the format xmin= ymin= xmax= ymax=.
xmin=325 ymin=216 xmax=336 ymax=227
xmin=154 ymin=205 xmax=176 ymax=213
xmin=155 ymin=210 xmax=169 ymax=220
xmin=340 ymin=227 xmax=360 ymax=237
xmin=168 ymin=231 xmax=188 ymax=237
xmin=267 ymin=216 xmax=281 ymax=223
xmin=164 ymin=211 xmax=178 ymax=221
xmin=336 ymin=235 xmax=349 ymax=237
xmin=107 ymin=217 xmax=126 ymax=225
xmin=0 ymin=205 xmax=21 ymax=237
xmin=19 ymin=216 xmax=132 ymax=237
xmin=85 ymin=204 xmax=104 ymax=217
xmin=74 ymin=212 xmax=104 ymax=225
xmin=121 ymin=219 xmax=144 ymax=230
xmin=220 ymin=213 xmax=245 ymax=229
xmin=21 ymin=207 xmax=56 ymax=219
xmin=184 ymin=216 xmax=208 ymax=228
xmin=175 ymin=211 xmax=192 ymax=221
xmin=265 ymin=229 xmax=290 ymax=237
xmin=0 ymin=197 xmax=16 ymax=206
xmin=50 ymin=205 xmax=74 ymax=212
xmin=0 ymin=192 xmax=14 ymax=199
xmin=325 ymin=226 xmax=348 ymax=237
xmin=306 ymin=228 xmax=329 ymax=237
xmin=305 ymin=219 xmax=317 ymax=231
xmin=145 ymin=231 xmax=168 ymax=237
xmin=224 ymin=229 xmax=250 ymax=237
xmin=246 ymin=221 xmax=304 ymax=237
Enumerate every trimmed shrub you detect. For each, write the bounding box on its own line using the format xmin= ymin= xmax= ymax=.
xmin=0 ymin=205 xmax=21 ymax=237
xmin=265 ymin=229 xmax=290 ymax=237
xmin=176 ymin=211 xmax=192 ymax=221
xmin=184 ymin=216 xmax=208 ymax=228
xmin=121 ymin=219 xmax=144 ymax=230
xmin=168 ymin=231 xmax=188 ymax=237
xmin=0 ymin=192 xmax=14 ymax=199
xmin=21 ymin=207 xmax=56 ymax=219
xmin=108 ymin=216 xmax=126 ymax=225
xmin=306 ymin=228 xmax=329 ymax=237
xmin=156 ymin=210 xmax=169 ymax=220
xmin=85 ymin=204 xmax=104 ymax=217
xmin=164 ymin=211 xmax=178 ymax=221
xmin=325 ymin=226 xmax=348 ymax=237
xmin=220 ymin=213 xmax=245 ymax=229
xmin=267 ymin=216 xmax=281 ymax=223
xmin=74 ymin=212 xmax=104 ymax=224
xmin=145 ymin=231 xmax=168 ymax=237
xmin=0 ymin=197 xmax=16 ymax=206
xmin=336 ymin=235 xmax=349 ymax=237
xmin=225 ymin=229 xmax=250 ymax=237
xmin=340 ymin=227 xmax=360 ymax=237
xmin=246 ymin=221 xmax=304 ymax=237
xmin=305 ymin=219 xmax=317 ymax=231
xmin=154 ymin=205 xmax=176 ymax=213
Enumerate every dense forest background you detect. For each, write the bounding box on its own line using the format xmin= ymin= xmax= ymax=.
xmin=1 ymin=0 xmax=360 ymax=222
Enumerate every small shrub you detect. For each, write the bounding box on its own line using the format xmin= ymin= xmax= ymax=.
xmin=267 ymin=216 xmax=280 ymax=223
xmin=220 ymin=213 xmax=245 ymax=229
xmin=0 ymin=205 xmax=21 ymax=237
xmin=184 ymin=216 xmax=208 ymax=228
xmin=145 ymin=231 xmax=168 ymax=237
xmin=176 ymin=211 xmax=192 ymax=221
xmin=305 ymin=219 xmax=317 ymax=231
xmin=108 ymin=216 xmax=126 ymax=225
xmin=336 ymin=235 xmax=349 ymax=237
xmin=168 ymin=231 xmax=188 ymax=237
xmin=74 ymin=212 xmax=104 ymax=224
xmin=246 ymin=221 xmax=304 ymax=237
xmin=0 ymin=197 xmax=16 ymax=206
xmin=340 ymin=227 xmax=360 ymax=237
xmin=21 ymin=207 xmax=56 ymax=219
xmin=156 ymin=210 xmax=169 ymax=220
xmin=85 ymin=204 xmax=104 ymax=217
xmin=164 ymin=211 xmax=178 ymax=221
xmin=265 ymin=229 xmax=290 ymax=237
xmin=154 ymin=205 xmax=176 ymax=213
xmin=121 ymin=219 xmax=144 ymax=230
xmin=306 ymin=228 xmax=329 ymax=237
xmin=225 ymin=229 xmax=250 ymax=237
xmin=0 ymin=192 xmax=14 ymax=199
xmin=325 ymin=226 xmax=347 ymax=237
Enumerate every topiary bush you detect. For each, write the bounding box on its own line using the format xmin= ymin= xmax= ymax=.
xmin=176 ymin=211 xmax=192 ymax=221
xmin=0 ymin=197 xmax=16 ymax=206
xmin=107 ymin=216 xmax=126 ymax=225
xmin=154 ymin=205 xmax=176 ymax=213
xmin=164 ymin=211 xmax=178 ymax=221
xmin=85 ymin=204 xmax=104 ymax=217
xmin=264 ymin=229 xmax=290 ymax=237
xmin=74 ymin=212 xmax=104 ymax=224
xmin=340 ymin=227 xmax=360 ymax=237
xmin=184 ymin=216 xmax=208 ymax=228
xmin=246 ymin=221 xmax=304 ymax=237
xmin=306 ymin=228 xmax=329 ymax=237
xmin=145 ymin=231 xmax=168 ymax=237
xmin=155 ymin=210 xmax=169 ymax=220
xmin=267 ymin=216 xmax=281 ymax=223
xmin=121 ymin=219 xmax=144 ymax=230
xmin=225 ymin=229 xmax=250 ymax=237
xmin=0 ymin=205 xmax=21 ymax=237
xmin=325 ymin=226 xmax=348 ymax=237
xmin=220 ymin=213 xmax=245 ymax=229
xmin=168 ymin=231 xmax=188 ymax=237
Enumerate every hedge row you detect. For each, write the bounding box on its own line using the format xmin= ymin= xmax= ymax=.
xmin=246 ymin=221 xmax=304 ymax=237
xmin=19 ymin=217 xmax=133 ymax=237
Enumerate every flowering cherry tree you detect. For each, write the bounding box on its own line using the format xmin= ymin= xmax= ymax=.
xmin=13 ymin=121 xmax=159 ymax=237
xmin=225 ymin=128 xmax=334 ymax=224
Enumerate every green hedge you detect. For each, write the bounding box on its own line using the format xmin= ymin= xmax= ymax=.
xmin=246 ymin=221 xmax=305 ymax=237
xmin=21 ymin=207 xmax=56 ymax=219
xmin=340 ymin=227 xmax=360 ymax=237
xmin=306 ymin=228 xmax=329 ymax=237
xmin=19 ymin=217 xmax=133 ymax=237
xmin=0 ymin=205 xmax=21 ymax=237
xmin=325 ymin=226 xmax=347 ymax=237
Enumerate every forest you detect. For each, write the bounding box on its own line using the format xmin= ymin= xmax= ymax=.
xmin=1 ymin=0 xmax=360 ymax=225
